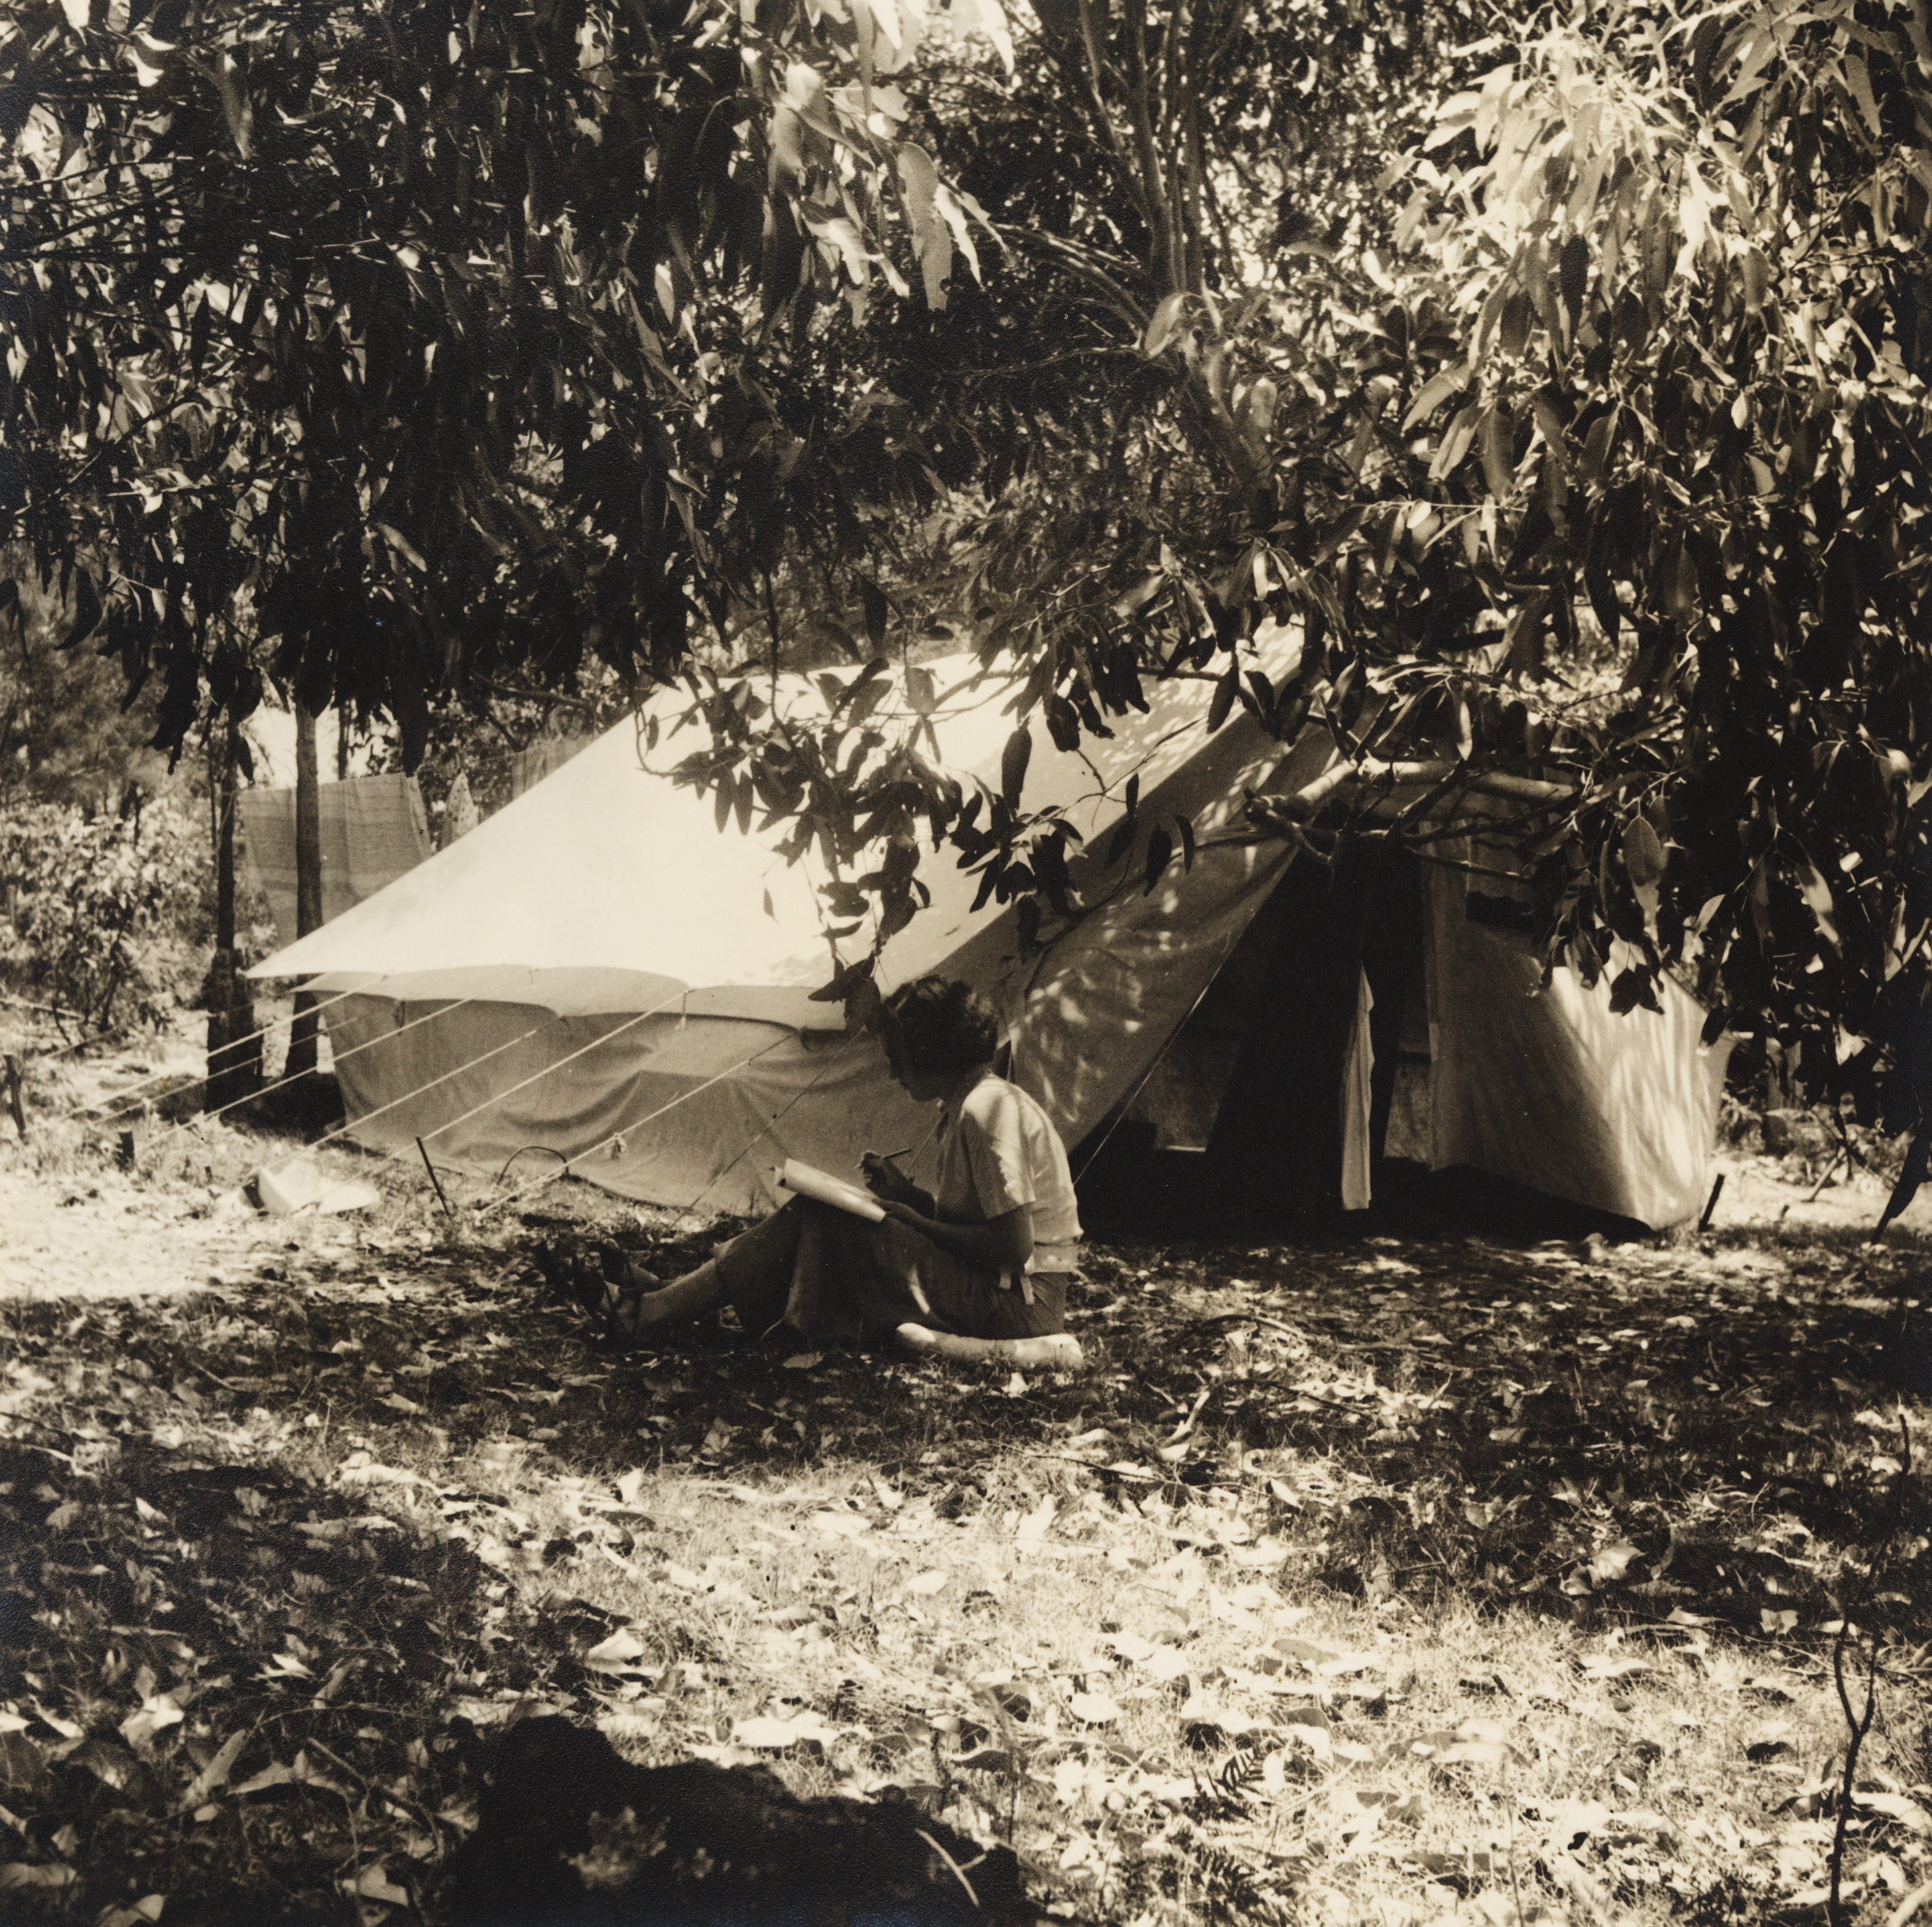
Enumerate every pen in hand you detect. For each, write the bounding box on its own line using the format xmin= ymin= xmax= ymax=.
xmin=860 ymin=1145 xmax=915 ymax=1205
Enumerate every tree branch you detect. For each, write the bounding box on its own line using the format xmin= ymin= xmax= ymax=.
xmin=1252 ymin=756 xmax=1580 ymax=827
xmin=1118 ymin=0 xmax=1175 ymax=295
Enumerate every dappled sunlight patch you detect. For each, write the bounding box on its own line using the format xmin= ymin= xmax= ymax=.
xmin=0 ymin=1167 xmax=1926 ymax=1919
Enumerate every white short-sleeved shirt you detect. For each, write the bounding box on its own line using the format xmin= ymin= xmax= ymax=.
xmin=933 ymin=1071 xmax=1083 ymax=1270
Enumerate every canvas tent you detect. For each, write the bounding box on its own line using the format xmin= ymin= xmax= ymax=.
xmin=248 ymin=637 xmax=1727 ymax=1228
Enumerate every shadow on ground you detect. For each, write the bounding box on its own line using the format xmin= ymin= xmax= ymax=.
xmin=1 ymin=1203 xmax=1929 ymax=1920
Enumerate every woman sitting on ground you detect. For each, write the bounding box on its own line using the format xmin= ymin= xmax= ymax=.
xmin=588 ymin=976 xmax=1084 ymax=1359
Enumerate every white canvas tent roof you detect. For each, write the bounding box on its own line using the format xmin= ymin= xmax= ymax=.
xmin=250 ymin=635 xmax=1727 ymax=1226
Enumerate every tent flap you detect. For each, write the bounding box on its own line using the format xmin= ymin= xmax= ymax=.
xmin=1421 ymin=866 xmax=1730 ymax=1225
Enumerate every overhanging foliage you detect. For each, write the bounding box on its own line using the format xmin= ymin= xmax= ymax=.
xmin=9 ymin=0 xmax=1932 ymax=1133
xmin=689 ymin=0 xmax=1932 ymax=1132
xmin=1 ymin=0 xmax=1004 ymax=757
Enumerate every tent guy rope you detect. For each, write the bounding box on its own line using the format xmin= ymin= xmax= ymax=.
xmin=296 ymin=1010 xmax=637 ymax=1160
xmin=90 ymin=995 xmax=489 ymax=1152
xmin=386 ymin=994 xmax=688 ymax=1156
xmin=655 ymin=1028 xmax=942 ymax=1232
xmin=656 ymin=1028 xmax=870 ymax=1230
xmin=475 ymin=1027 xmax=801 ymax=1219
xmin=60 ymin=978 xmax=384 ymax=1129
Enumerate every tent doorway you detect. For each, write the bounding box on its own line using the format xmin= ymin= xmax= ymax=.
xmin=1205 ymin=844 xmax=1424 ymax=1226
xmin=1072 ymin=844 xmax=1425 ymax=1234
xmin=1072 ymin=847 xmax=1659 ymax=1241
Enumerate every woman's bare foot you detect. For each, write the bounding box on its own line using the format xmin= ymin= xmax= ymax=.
xmin=600 ymin=1258 xmax=728 ymax=1343
xmin=586 ymin=1252 xmax=655 ymax=1343
xmin=604 ymin=1251 xmax=660 ymax=1294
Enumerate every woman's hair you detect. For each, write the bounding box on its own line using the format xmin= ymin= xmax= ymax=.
xmin=882 ymin=976 xmax=1000 ymax=1079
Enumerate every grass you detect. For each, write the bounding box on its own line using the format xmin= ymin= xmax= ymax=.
xmin=0 ymin=1053 xmax=1929 ymax=1923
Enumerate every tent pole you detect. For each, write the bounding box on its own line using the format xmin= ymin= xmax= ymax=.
xmin=416 ymin=1136 xmax=454 ymax=1217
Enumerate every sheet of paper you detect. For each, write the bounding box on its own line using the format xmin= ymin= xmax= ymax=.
xmin=777 ymin=1158 xmax=886 ymax=1221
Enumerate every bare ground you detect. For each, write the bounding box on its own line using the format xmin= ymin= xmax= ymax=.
xmin=0 ymin=1029 xmax=1929 ymax=1926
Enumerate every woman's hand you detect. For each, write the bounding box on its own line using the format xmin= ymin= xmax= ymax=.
xmin=860 ymin=1154 xmax=929 ymax=1211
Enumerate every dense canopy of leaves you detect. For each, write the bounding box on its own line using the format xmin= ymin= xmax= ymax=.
xmin=1 ymin=0 xmax=1003 ymax=759
xmin=9 ymin=0 xmax=1932 ymax=1130
xmin=1336 ymin=0 xmax=1932 ymax=1118
xmin=695 ymin=0 xmax=1932 ymax=1131
xmin=672 ymin=0 xmax=1496 ymax=972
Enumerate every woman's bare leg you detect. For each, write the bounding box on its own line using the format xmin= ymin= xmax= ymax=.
xmin=613 ymin=1256 xmax=726 ymax=1329
xmin=613 ymin=1203 xmax=802 ymax=1334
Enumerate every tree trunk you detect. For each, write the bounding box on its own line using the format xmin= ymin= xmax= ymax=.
xmin=204 ymin=714 xmax=261 ymax=1110
xmin=216 ymin=717 xmax=237 ymax=956
xmin=285 ymin=702 xmax=324 ymax=1081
